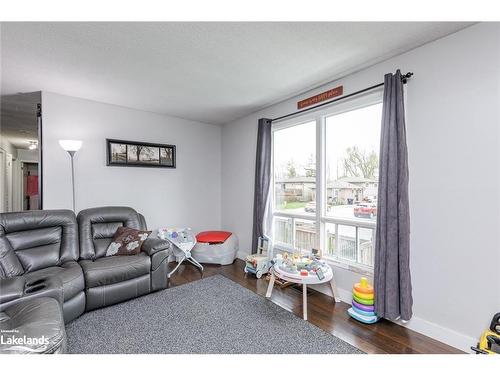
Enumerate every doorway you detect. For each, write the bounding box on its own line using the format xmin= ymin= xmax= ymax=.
xmin=0 ymin=91 xmax=42 ymax=213
xmin=22 ymin=162 xmax=39 ymax=210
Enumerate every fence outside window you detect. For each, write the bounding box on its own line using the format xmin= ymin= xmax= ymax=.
xmin=274 ymin=216 xmax=375 ymax=268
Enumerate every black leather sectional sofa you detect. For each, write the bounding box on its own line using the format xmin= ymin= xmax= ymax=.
xmin=0 ymin=206 xmax=171 ymax=354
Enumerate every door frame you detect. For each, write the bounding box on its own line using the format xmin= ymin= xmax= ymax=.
xmin=0 ymin=148 xmax=5 ymax=212
xmin=37 ymin=102 xmax=43 ymax=209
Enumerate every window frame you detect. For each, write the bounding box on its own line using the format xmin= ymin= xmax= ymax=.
xmin=271 ymin=89 xmax=383 ymax=274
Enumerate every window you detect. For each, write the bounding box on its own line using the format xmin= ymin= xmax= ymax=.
xmin=271 ymin=96 xmax=382 ymax=271
xmin=273 ymin=121 xmax=316 ymax=216
xmin=272 ymin=121 xmax=316 ymax=252
xmin=325 ymin=104 xmax=381 ymax=220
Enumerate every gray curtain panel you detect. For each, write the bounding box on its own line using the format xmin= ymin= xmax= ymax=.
xmin=252 ymin=118 xmax=272 ymax=254
xmin=374 ymin=70 xmax=413 ymax=321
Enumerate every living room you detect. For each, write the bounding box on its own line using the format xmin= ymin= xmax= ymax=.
xmin=1 ymin=1 xmax=499 ymax=373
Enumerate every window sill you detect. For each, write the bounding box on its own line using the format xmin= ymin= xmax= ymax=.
xmin=323 ymin=257 xmax=374 ymax=277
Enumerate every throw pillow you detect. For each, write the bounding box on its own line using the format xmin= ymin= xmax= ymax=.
xmin=105 ymin=226 xmax=151 ymax=257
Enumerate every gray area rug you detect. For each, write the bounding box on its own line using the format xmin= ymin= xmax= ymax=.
xmin=66 ymin=275 xmax=363 ymax=354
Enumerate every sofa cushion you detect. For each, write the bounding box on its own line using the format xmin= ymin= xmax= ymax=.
xmin=0 ymin=236 xmax=24 ymax=278
xmin=80 ymin=253 xmax=151 ymax=288
xmin=0 ymin=210 xmax=79 ymax=272
xmin=0 ymin=297 xmax=67 ymax=354
xmin=7 ymin=227 xmax=63 ymax=273
xmin=106 ymin=227 xmax=151 ymax=257
xmin=24 ymin=261 xmax=84 ymax=302
xmin=77 ymin=207 xmax=144 ymax=260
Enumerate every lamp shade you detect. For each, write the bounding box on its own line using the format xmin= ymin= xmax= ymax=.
xmin=59 ymin=140 xmax=82 ymax=152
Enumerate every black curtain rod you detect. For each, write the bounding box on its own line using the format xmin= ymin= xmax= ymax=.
xmin=272 ymin=71 xmax=413 ymax=122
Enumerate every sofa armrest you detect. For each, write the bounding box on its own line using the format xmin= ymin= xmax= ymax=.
xmin=0 ymin=276 xmax=63 ymax=312
xmin=0 ymin=276 xmax=26 ymax=305
xmin=142 ymin=238 xmax=171 ymax=256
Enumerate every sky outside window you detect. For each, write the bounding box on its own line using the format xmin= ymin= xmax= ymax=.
xmin=325 ymin=103 xmax=382 ymax=182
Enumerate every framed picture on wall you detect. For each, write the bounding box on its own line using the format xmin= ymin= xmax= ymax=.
xmin=106 ymin=139 xmax=176 ymax=168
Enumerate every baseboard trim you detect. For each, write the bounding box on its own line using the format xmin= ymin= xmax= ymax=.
xmin=392 ymin=315 xmax=474 ymax=353
xmin=313 ymin=284 xmax=473 ymax=353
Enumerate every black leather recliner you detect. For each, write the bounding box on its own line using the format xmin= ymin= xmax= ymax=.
xmin=0 ymin=265 xmax=68 ymax=354
xmin=0 ymin=294 xmax=67 ymax=354
xmin=0 ymin=206 xmax=171 ymax=354
xmin=77 ymin=207 xmax=171 ymax=311
xmin=0 ymin=210 xmax=85 ymax=323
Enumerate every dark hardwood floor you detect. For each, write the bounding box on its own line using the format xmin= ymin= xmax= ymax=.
xmin=168 ymin=259 xmax=463 ymax=354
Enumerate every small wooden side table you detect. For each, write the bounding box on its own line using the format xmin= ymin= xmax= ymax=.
xmin=265 ymin=264 xmax=340 ymax=321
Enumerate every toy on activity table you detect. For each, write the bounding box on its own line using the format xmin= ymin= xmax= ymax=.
xmin=347 ymin=277 xmax=379 ymax=324
xmin=158 ymin=227 xmax=204 ymax=277
xmin=472 ymin=312 xmax=500 ymax=354
xmin=276 ymin=249 xmax=330 ymax=279
xmin=244 ymin=236 xmax=272 ymax=278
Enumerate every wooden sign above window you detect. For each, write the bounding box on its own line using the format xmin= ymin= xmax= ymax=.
xmin=297 ymin=85 xmax=343 ymax=109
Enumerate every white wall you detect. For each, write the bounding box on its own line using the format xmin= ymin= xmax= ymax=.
xmin=17 ymin=148 xmax=39 ymax=163
xmin=221 ymin=23 xmax=500 ymax=351
xmin=0 ymin=138 xmax=16 ymax=156
xmin=42 ymin=92 xmax=222 ymax=232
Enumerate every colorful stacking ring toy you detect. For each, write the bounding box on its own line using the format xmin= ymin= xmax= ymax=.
xmin=353 ymin=294 xmax=374 ymax=305
xmin=347 ymin=277 xmax=379 ymax=324
xmin=352 ymin=300 xmax=374 ymax=312
xmin=353 ymin=290 xmax=374 ymax=300
xmin=347 ymin=308 xmax=378 ymax=324
xmin=352 ymin=305 xmax=376 ymax=316
xmin=354 ymin=281 xmax=373 ymax=295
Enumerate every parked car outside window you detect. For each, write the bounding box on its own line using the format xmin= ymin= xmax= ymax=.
xmin=354 ymin=202 xmax=377 ymax=218
xmin=305 ymin=201 xmax=316 ymax=213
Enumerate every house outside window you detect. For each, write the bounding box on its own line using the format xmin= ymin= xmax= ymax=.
xmin=271 ymin=92 xmax=382 ymax=272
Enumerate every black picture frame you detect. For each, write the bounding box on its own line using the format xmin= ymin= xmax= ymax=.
xmin=106 ymin=139 xmax=176 ymax=168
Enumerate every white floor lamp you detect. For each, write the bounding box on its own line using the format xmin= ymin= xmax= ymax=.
xmin=59 ymin=140 xmax=82 ymax=212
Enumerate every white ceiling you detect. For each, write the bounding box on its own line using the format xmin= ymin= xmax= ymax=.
xmin=1 ymin=22 xmax=473 ymax=125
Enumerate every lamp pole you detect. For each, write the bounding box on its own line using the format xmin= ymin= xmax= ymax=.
xmin=68 ymin=150 xmax=76 ymax=212
xmin=59 ymin=140 xmax=82 ymax=213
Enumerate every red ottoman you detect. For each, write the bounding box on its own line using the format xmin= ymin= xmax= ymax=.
xmin=191 ymin=231 xmax=239 ymax=265
xmin=196 ymin=231 xmax=232 ymax=244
